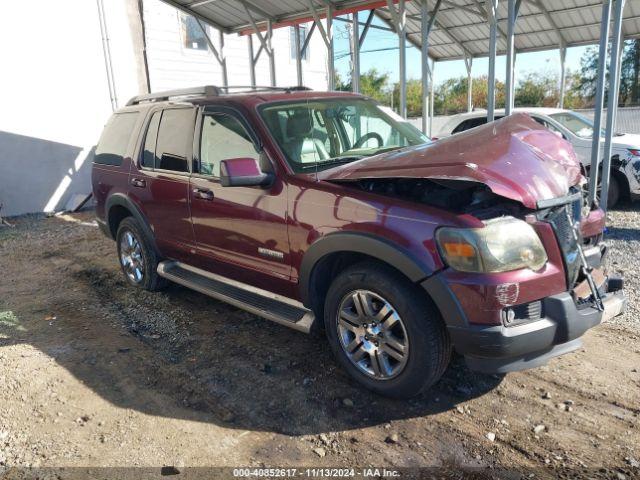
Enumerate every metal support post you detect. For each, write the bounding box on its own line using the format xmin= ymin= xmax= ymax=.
xmin=219 ymin=29 xmax=228 ymax=87
xmin=558 ymin=43 xmax=566 ymax=108
xmin=505 ymin=0 xmax=519 ymax=115
xmin=429 ymin=61 xmax=435 ymax=137
xmin=420 ymin=0 xmax=441 ymax=134
xmin=196 ymin=19 xmax=228 ymax=88
xmin=387 ymin=0 xmax=407 ymax=117
xmin=295 ymin=25 xmax=303 ymax=86
xmin=248 ymin=34 xmax=256 ymax=87
xmin=600 ymin=0 xmax=627 ymax=213
xmin=267 ymin=19 xmax=276 ymax=86
xmin=359 ymin=10 xmax=375 ymax=48
xmin=465 ymin=55 xmax=473 ymax=112
xmin=399 ymin=0 xmax=407 ymax=118
xmin=486 ymin=0 xmax=498 ymax=122
xmin=588 ymin=0 xmax=613 ymax=206
xmin=327 ymin=5 xmax=335 ymax=90
xmin=352 ymin=12 xmax=360 ymax=93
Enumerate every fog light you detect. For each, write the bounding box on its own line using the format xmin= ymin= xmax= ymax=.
xmin=503 ymin=308 xmax=515 ymax=325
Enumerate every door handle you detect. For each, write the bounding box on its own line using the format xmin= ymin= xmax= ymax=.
xmin=193 ymin=188 xmax=214 ymax=201
xmin=131 ymin=178 xmax=146 ymax=188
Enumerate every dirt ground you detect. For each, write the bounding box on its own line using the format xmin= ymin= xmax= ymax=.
xmin=0 ymin=208 xmax=638 ymax=479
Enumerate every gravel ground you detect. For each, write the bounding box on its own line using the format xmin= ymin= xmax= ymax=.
xmin=0 ymin=207 xmax=638 ymax=479
xmin=604 ymin=206 xmax=640 ymax=330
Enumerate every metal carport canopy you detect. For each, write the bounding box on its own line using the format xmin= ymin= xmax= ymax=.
xmin=159 ymin=0 xmax=639 ymax=215
xmin=161 ymin=0 xmax=640 ymax=60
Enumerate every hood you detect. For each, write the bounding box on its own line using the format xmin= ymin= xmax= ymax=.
xmin=321 ymin=113 xmax=582 ymax=210
xmin=612 ymin=133 xmax=640 ymax=150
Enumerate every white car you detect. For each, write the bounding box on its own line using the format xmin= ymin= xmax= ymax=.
xmin=438 ymin=108 xmax=640 ymax=207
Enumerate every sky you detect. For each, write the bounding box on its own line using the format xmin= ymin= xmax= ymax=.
xmin=331 ymin=14 xmax=591 ymax=87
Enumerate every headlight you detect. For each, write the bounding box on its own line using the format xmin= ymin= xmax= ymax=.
xmin=436 ymin=217 xmax=548 ymax=273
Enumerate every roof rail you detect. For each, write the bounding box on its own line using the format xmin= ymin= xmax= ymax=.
xmin=217 ymin=85 xmax=312 ymax=93
xmin=125 ymin=85 xmax=313 ymax=106
xmin=126 ymin=85 xmax=220 ymax=106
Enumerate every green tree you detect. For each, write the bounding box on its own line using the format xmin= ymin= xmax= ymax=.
xmin=431 ymin=76 xmax=505 ymax=115
xmin=514 ymin=72 xmax=559 ymax=107
xmin=572 ymin=39 xmax=640 ymax=106
xmin=336 ymin=68 xmax=392 ymax=105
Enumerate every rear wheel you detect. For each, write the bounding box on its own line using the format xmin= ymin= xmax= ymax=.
xmin=116 ymin=217 xmax=167 ymax=291
xmin=324 ymin=262 xmax=451 ymax=398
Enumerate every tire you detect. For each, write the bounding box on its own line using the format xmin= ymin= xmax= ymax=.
xmin=324 ymin=261 xmax=451 ymax=398
xmin=595 ymin=169 xmax=622 ymax=209
xmin=115 ymin=217 xmax=167 ymax=291
xmin=606 ymin=174 xmax=621 ymax=209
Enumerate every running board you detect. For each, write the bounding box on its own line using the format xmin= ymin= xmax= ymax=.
xmin=157 ymin=261 xmax=315 ymax=333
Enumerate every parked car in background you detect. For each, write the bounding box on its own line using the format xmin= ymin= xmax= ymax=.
xmin=438 ymin=108 xmax=640 ymax=208
xmin=92 ymin=87 xmax=625 ymax=398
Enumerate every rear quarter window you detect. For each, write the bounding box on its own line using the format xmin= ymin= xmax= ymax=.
xmin=94 ymin=112 xmax=139 ymax=166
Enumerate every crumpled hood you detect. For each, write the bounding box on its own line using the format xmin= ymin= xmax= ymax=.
xmin=321 ymin=113 xmax=582 ymax=209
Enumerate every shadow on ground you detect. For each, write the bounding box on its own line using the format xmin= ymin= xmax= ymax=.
xmin=0 ymin=255 xmax=504 ymax=436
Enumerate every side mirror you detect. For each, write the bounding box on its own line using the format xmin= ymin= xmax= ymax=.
xmin=219 ymin=157 xmax=274 ymax=188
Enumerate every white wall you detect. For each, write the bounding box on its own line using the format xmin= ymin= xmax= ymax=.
xmin=143 ymin=0 xmax=329 ymax=91
xmin=0 ymin=0 xmax=142 ymax=216
xmin=0 ymin=0 xmax=333 ymax=216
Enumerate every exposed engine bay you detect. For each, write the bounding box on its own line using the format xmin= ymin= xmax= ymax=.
xmin=346 ymin=177 xmax=527 ymax=219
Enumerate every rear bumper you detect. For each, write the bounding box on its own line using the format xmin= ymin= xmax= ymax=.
xmin=444 ymin=283 xmax=626 ymax=374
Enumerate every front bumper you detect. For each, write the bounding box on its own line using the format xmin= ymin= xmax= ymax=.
xmin=445 ymin=280 xmax=626 ymax=373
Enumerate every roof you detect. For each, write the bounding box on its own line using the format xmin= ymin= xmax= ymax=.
xmin=120 ymin=86 xmax=363 ymax=112
xmin=162 ymin=0 xmax=640 ymax=62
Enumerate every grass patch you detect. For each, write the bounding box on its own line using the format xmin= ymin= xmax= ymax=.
xmin=0 ymin=310 xmax=25 ymax=331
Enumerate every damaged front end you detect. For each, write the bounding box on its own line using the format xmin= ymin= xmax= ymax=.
xmin=322 ymin=114 xmax=626 ymax=372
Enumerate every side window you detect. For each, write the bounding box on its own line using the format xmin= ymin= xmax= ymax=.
xmin=200 ymin=113 xmax=259 ymax=177
xmin=453 ymin=119 xmax=471 ymax=133
xmin=533 ymin=117 xmax=565 ymax=138
xmin=94 ymin=112 xmax=139 ymax=165
xmin=141 ymin=111 xmax=161 ymax=169
xmin=155 ymin=108 xmax=194 ymax=172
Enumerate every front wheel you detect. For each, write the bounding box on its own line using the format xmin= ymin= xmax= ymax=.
xmin=324 ymin=262 xmax=451 ymax=398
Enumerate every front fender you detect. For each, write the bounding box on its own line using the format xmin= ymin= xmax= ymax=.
xmin=299 ymin=232 xmax=434 ymax=307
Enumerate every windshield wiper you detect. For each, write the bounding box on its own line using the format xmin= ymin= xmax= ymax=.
xmin=300 ymin=156 xmax=364 ymax=169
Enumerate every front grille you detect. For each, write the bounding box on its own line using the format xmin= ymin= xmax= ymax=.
xmin=542 ymin=189 xmax=583 ymax=288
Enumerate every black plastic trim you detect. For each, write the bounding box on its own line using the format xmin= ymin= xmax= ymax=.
xmin=299 ymin=232 xmax=433 ymax=307
xmin=420 ymin=273 xmax=468 ymax=328
xmin=448 ymin=290 xmax=610 ymax=373
xmin=105 ymin=193 xmax=159 ymax=253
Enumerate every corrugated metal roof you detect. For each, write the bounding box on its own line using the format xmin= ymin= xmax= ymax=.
xmin=162 ymin=0 xmax=640 ymax=61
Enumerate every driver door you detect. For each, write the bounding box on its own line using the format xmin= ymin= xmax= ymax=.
xmin=189 ymin=107 xmax=292 ymax=289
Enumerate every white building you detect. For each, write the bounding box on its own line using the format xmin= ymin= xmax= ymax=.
xmin=143 ymin=0 xmax=329 ymax=91
xmin=0 ymin=0 xmax=330 ymax=217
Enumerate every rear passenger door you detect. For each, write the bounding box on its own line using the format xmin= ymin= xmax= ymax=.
xmin=128 ymin=106 xmax=197 ymax=261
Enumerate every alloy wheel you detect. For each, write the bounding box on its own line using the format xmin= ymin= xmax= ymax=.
xmin=336 ymin=290 xmax=409 ymax=380
xmin=119 ymin=230 xmax=144 ymax=284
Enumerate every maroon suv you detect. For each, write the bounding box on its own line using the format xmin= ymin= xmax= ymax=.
xmin=92 ymin=86 xmax=626 ymax=398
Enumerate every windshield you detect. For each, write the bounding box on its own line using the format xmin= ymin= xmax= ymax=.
xmin=259 ymin=98 xmax=430 ymax=173
xmin=548 ymin=112 xmax=605 ymax=139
